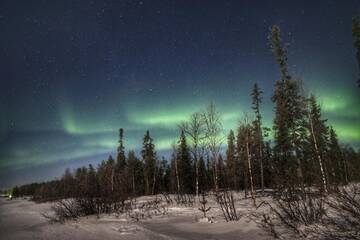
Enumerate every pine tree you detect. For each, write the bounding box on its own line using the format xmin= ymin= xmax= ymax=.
xmin=105 ymin=156 xmax=115 ymax=196
xmin=157 ymin=157 xmax=169 ymax=193
xmin=217 ymin=154 xmax=226 ymax=189
xmin=328 ymin=127 xmax=348 ymax=185
xmin=62 ymin=168 xmax=74 ymax=198
xmin=342 ymin=145 xmax=360 ymax=182
xmin=170 ymin=152 xmax=179 ymax=193
xmin=176 ymin=130 xmax=193 ymax=193
xmin=226 ymin=130 xmax=238 ymax=190
xmin=263 ymin=141 xmax=273 ymax=187
xmin=251 ymin=83 xmax=265 ymax=193
xmin=141 ymin=130 xmax=157 ymax=195
xmin=198 ymin=156 xmax=208 ymax=193
xmin=237 ymin=124 xmax=249 ymax=197
xmin=116 ymin=128 xmax=126 ymax=169
xmin=115 ymin=128 xmax=128 ymax=200
xmin=87 ymin=164 xmax=98 ymax=198
xmin=127 ymin=150 xmax=138 ymax=195
xmin=352 ymin=16 xmax=360 ymax=87
xmin=268 ymin=25 xmax=307 ymax=190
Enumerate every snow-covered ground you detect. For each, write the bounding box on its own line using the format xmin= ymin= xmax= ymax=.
xmin=0 ymin=193 xmax=270 ymax=240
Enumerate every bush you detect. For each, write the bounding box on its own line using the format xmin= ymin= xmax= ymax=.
xmin=259 ymin=189 xmax=325 ymax=238
xmin=318 ymin=184 xmax=360 ymax=239
xmin=215 ymin=189 xmax=239 ymax=222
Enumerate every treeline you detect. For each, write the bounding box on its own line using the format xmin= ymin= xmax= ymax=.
xmin=12 ymin=25 xmax=360 ymax=204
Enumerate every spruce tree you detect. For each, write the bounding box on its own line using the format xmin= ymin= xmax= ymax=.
xmin=115 ymin=128 xmax=127 ymax=200
xmin=237 ymin=124 xmax=249 ymax=197
xmin=62 ymin=168 xmax=74 ymax=198
xmin=268 ymin=25 xmax=307 ymax=190
xmin=328 ymin=127 xmax=348 ymax=185
xmin=170 ymin=152 xmax=179 ymax=193
xmin=141 ymin=130 xmax=156 ymax=195
xmin=116 ymin=128 xmax=126 ymax=169
xmin=226 ymin=130 xmax=238 ymax=190
xmin=176 ymin=130 xmax=193 ymax=193
xmin=217 ymin=154 xmax=226 ymax=188
xmin=105 ymin=156 xmax=115 ymax=196
xmin=127 ymin=150 xmax=138 ymax=195
xmin=197 ymin=156 xmax=208 ymax=193
xmin=251 ymin=83 xmax=265 ymax=193
xmin=87 ymin=164 xmax=98 ymax=198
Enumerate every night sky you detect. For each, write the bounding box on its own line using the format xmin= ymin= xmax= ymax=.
xmin=1 ymin=0 xmax=359 ymax=188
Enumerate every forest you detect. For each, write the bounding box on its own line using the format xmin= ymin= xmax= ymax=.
xmin=7 ymin=21 xmax=360 ymax=239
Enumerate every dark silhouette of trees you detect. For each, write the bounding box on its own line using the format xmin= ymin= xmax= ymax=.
xmin=328 ymin=127 xmax=348 ymax=185
xmin=352 ymin=16 xmax=360 ymax=87
xmin=269 ymin=25 xmax=308 ymax=191
xmin=226 ymin=130 xmax=238 ymax=190
xmin=11 ymin=24 xmax=360 ymax=229
xmin=176 ymin=130 xmax=194 ymax=194
xmin=251 ymin=83 xmax=265 ymax=194
xmin=142 ymin=130 xmax=157 ymax=195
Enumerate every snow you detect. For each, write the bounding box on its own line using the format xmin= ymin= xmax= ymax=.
xmin=0 ymin=193 xmax=270 ymax=240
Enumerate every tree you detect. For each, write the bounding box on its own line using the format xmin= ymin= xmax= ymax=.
xmin=115 ymin=128 xmax=128 ymax=200
xmin=268 ymin=25 xmax=307 ymax=190
xmin=141 ymin=130 xmax=157 ymax=195
xmin=116 ymin=128 xmax=126 ymax=169
xmin=86 ymin=164 xmax=98 ymax=198
xmin=179 ymin=112 xmax=206 ymax=196
xmin=352 ymin=16 xmax=360 ymax=87
xmin=97 ymin=156 xmax=115 ymax=202
xmin=12 ymin=186 xmax=19 ymax=198
xmin=226 ymin=130 xmax=238 ymax=190
xmin=157 ymin=157 xmax=169 ymax=193
xmin=307 ymin=95 xmax=329 ymax=193
xmin=170 ymin=149 xmax=180 ymax=194
xmin=217 ymin=154 xmax=226 ymax=189
xmin=237 ymin=124 xmax=249 ymax=196
xmin=342 ymin=145 xmax=360 ymax=182
xmin=176 ymin=130 xmax=193 ymax=193
xmin=328 ymin=127 xmax=348 ymax=185
xmin=62 ymin=168 xmax=74 ymax=198
xmin=251 ymin=83 xmax=265 ymax=194
xmin=244 ymin=122 xmax=256 ymax=206
xmin=127 ymin=150 xmax=139 ymax=196
xmin=197 ymin=156 xmax=208 ymax=193
xmin=202 ymin=102 xmax=224 ymax=192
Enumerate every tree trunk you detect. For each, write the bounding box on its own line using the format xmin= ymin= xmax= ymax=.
xmin=246 ymin=132 xmax=256 ymax=207
xmin=132 ymin=171 xmax=136 ymax=195
xmin=213 ymin=156 xmax=219 ymax=192
xmin=175 ymin=157 xmax=180 ymax=194
xmin=111 ymin=169 xmax=114 ymax=193
xmin=259 ymin=141 xmax=264 ymax=194
xmin=195 ymin=157 xmax=199 ymax=197
xmin=152 ymin=163 xmax=157 ymax=195
xmin=309 ymin=113 xmax=328 ymax=194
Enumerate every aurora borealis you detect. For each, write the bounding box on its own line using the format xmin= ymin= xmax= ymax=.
xmin=0 ymin=1 xmax=359 ymax=188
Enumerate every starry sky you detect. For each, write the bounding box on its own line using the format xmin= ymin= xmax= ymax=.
xmin=0 ymin=0 xmax=359 ymax=188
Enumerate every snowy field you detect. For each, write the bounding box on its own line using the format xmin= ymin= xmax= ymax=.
xmin=0 ymin=193 xmax=270 ymax=240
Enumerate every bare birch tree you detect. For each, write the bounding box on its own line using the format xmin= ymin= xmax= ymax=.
xmin=202 ymin=102 xmax=224 ymax=192
xmin=179 ymin=112 xmax=206 ymax=196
